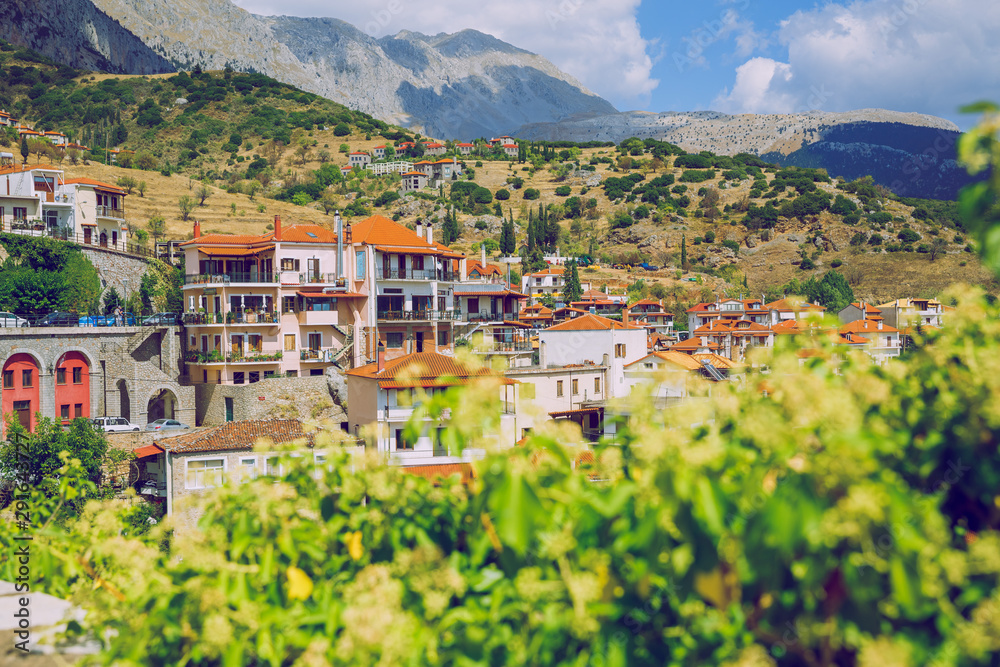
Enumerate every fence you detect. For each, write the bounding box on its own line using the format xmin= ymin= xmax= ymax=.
xmin=0 ymin=221 xmax=156 ymax=259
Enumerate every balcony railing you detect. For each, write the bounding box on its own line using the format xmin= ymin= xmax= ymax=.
xmin=377 ymin=310 xmax=461 ymax=322
xmin=300 ymin=348 xmax=337 ymax=362
xmin=0 ymin=221 xmax=155 ymax=259
xmin=96 ymin=205 xmax=125 ymax=219
xmin=477 ymin=341 xmax=534 ymax=353
xmin=380 ymin=269 xmax=459 ymax=281
xmin=298 ymin=272 xmax=342 ymax=285
xmin=466 ymin=311 xmax=517 ymax=323
xmin=184 ymin=273 xmax=276 ymax=285
xmin=184 ymin=350 xmax=284 ymax=364
xmin=183 ymin=312 xmax=225 ymax=325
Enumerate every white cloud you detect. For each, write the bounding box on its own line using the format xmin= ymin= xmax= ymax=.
xmin=713 ymin=0 xmax=1000 ymax=122
xmin=230 ymin=0 xmax=658 ymax=109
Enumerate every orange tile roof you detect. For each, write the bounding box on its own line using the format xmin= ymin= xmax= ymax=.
xmin=280 ymin=224 xmax=338 ymax=243
xmin=63 ymin=177 xmax=125 ymax=193
xmin=163 ymin=419 xmax=314 ymax=454
xmin=180 ymin=232 xmax=273 ymax=246
xmin=685 ymin=302 xmax=718 ymax=313
xmin=692 ymin=353 xmax=744 ymax=369
xmin=198 ymin=245 xmax=274 ymax=257
xmin=402 ymin=171 xmax=427 ymax=177
xmin=847 ymin=302 xmax=883 ymax=315
xmin=402 ymin=463 xmax=476 ymax=484
xmin=839 ymin=319 xmax=899 ymax=335
xmin=467 ymin=261 xmax=503 ymax=276
xmin=0 ymin=163 xmax=61 ymax=176
xmin=546 ymin=313 xmax=640 ymax=331
xmin=528 ymin=266 xmax=565 ymax=277
xmin=669 ymin=338 xmax=721 ymax=351
xmin=351 ymin=215 xmax=463 ymax=258
xmin=346 ymin=351 xmax=511 ymax=387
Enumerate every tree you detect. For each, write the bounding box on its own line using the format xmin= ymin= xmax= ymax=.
xmin=147 ymin=215 xmax=166 ymax=244
xmin=245 ymin=180 xmax=262 ymax=201
xmin=443 ymin=207 xmax=461 ymax=245
xmin=681 ymin=234 xmax=688 ymax=270
xmin=102 ymin=286 xmax=121 ymax=315
xmin=333 ymin=123 xmax=351 ymax=136
xmin=319 ymin=191 xmax=339 ymax=215
xmin=930 ymin=236 xmax=948 ymax=261
xmin=19 ymin=135 xmax=28 ymax=164
xmin=178 ymin=196 xmax=196 ymax=221
xmin=0 ymin=415 xmax=111 ymax=492
xmin=499 ymin=218 xmax=516 ymax=255
xmin=196 ymin=180 xmax=212 ymax=206
xmin=137 ymin=181 xmax=147 ymax=197
xmin=563 ymin=259 xmax=582 ymax=303
xmin=116 ymin=176 xmax=137 ymax=195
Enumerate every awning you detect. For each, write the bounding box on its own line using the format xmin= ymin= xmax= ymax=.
xmin=297 ymin=291 xmax=366 ymax=298
xmin=199 ymin=245 xmax=274 ymax=257
xmin=133 ymin=443 xmax=165 ymax=458
xmin=80 ymin=221 xmax=97 ymax=226
xmin=549 ymin=407 xmax=602 ymax=419
xmin=374 ymin=245 xmax=440 ymax=255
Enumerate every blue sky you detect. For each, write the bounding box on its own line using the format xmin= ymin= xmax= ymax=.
xmin=232 ymin=0 xmax=1000 ymax=129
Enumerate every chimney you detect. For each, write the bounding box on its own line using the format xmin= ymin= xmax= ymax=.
xmin=539 ymin=341 xmax=547 ymax=368
xmin=377 ymin=341 xmax=385 ymax=372
xmin=481 ymin=242 xmax=486 ymax=268
xmin=335 ymin=211 xmax=343 ymax=281
xmin=193 ymin=220 xmax=200 ymax=239
xmin=425 ymin=223 xmax=433 ymax=245
xmin=273 ymin=215 xmax=281 ymax=241
xmin=415 ymin=221 xmax=423 ymax=240
xmin=603 ymin=353 xmax=610 ymax=368
xmin=877 ymin=319 xmax=883 ymax=330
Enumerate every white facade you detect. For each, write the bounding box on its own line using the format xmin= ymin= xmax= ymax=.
xmin=539 ymin=317 xmax=646 ymax=399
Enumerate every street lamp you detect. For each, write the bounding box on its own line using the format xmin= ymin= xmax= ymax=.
xmin=123 ymin=279 xmax=129 ymax=326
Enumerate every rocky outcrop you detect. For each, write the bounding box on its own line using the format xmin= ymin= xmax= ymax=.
xmin=75 ymin=0 xmax=616 ymax=139
xmin=2 ymin=0 xmax=174 ymax=74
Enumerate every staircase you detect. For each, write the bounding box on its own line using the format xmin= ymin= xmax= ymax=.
xmin=334 ymin=329 xmax=354 ymax=367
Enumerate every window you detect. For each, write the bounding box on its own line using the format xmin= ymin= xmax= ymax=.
xmin=263 ymin=370 xmax=275 ymax=379
xmin=263 ymin=456 xmax=281 ymax=477
xmin=556 ymin=380 xmax=564 ymax=397
xmin=386 ymin=332 xmax=404 ymax=348
xmin=60 ymin=404 xmax=70 ymax=419
xmin=13 ymin=206 xmax=27 ymax=221
xmin=284 ymin=334 xmax=296 ymax=351
xmin=74 ymin=404 xmax=82 ymax=418
xmin=308 ymin=332 xmax=322 ymax=350
xmin=438 ymin=329 xmax=449 ymax=346
xmin=72 ymin=367 xmax=82 ymax=384
xmin=594 ymin=377 xmax=601 ymax=394
xmin=233 ymin=372 xmax=245 ymax=385
xmin=356 ymin=251 xmax=366 ymax=280
xmin=249 ymin=371 xmax=260 ymax=384
xmin=239 ymin=457 xmax=258 ymax=483
xmin=615 ymin=344 xmax=626 ymax=358
xmin=21 ymin=370 xmax=32 ymax=388
xmin=2 ymin=371 xmax=11 ymax=389
xmin=281 ymin=258 xmax=300 ymax=271
xmin=56 ymin=369 xmax=66 ymax=384
xmin=572 ymin=379 xmax=579 ymax=395
xmin=395 ymin=429 xmax=413 ymax=450
xmin=286 ymin=370 xmax=298 ymax=378
xmin=248 ymin=335 xmax=262 ymax=352
xmin=282 ymin=296 xmax=296 ymax=313
xmin=186 ymin=458 xmax=225 ymax=489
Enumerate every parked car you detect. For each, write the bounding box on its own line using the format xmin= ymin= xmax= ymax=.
xmin=79 ymin=314 xmax=112 ymax=327
xmin=142 ymin=313 xmax=180 ymax=327
xmin=638 ymin=262 xmax=659 ymax=271
xmin=35 ymin=311 xmax=80 ymax=327
xmin=0 ymin=312 xmax=30 ymax=328
xmin=92 ymin=416 xmax=141 ymax=432
xmin=145 ymin=419 xmax=189 ymax=432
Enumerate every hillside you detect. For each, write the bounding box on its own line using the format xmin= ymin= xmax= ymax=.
xmin=4 ymin=0 xmax=616 ymax=139
xmin=0 ymin=49 xmax=991 ymax=311
xmin=516 ymin=109 xmax=970 ymax=200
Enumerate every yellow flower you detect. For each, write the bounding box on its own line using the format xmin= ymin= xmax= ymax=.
xmin=286 ymin=566 xmax=313 ymax=601
xmin=347 ymin=530 xmax=364 ymax=561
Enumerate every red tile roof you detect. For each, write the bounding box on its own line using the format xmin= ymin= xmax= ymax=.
xmin=765 ymin=297 xmax=826 ymax=312
xmin=346 ymin=351 xmax=512 ymax=387
xmin=546 ymin=313 xmax=641 ymax=332
xmin=625 ymin=351 xmax=703 ymax=371
xmin=163 ymin=419 xmax=314 ymax=454
xmin=402 ymin=463 xmax=476 ymax=484
xmin=352 ymin=214 xmax=457 ymax=256
xmin=280 ymin=224 xmax=338 ymax=243
xmin=180 ymin=232 xmax=273 ymax=246
xmin=839 ymin=319 xmax=899 ymax=335
xmin=62 ymin=177 xmax=125 ymax=193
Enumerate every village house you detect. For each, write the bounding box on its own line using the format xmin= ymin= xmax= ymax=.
xmin=346 ymin=350 xmax=519 ymax=461
xmin=423 ymin=142 xmax=446 ymax=156
xmin=838 ymin=318 xmax=901 ymax=363
xmin=501 ymin=143 xmax=518 ymax=157
xmin=348 ymin=152 xmax=371 ymax=168
xmin=838 ymin=302 xmax=884 ymax=324
xmin=401 ymin=170 xmax=429 ymax=192
xmin=506 ymin=360 xmax=608 ymax=442
xmin=372 ymin=145 xmax=394 ymax=160
xmin=518 ymin=303 xmax=554 ymax=329
xmin=455 ymin=142 xmax=475 ymax=155
xmin=623 ymin=299 xmax=675 ymax=337
xmin=876 ymin=298 xmax=945 ymax=330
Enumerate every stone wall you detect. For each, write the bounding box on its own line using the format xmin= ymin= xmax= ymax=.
xmin=79 ymin=247 xmax=156 ymax=310
xmin=194 ymin=372 xmax=347 ymax=427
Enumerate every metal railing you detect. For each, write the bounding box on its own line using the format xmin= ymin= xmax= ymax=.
xmin=0 ymin=312 xmax=144 ymax=328
xmin=182 ymin=311 xmax=280 ymax=325
xmin=466 ymin=311 xmax=518 ymax=323
xmin=184 ymin=350 xmax=284 ymax=364
xmin=300 ymin=348 xmax=337 ymax=362
xmin=184 ymin=273 xmax=276 ymax=285
xmin=96 ymin=205 xmax=125 ymax=219
xmin=377 ymin=310 xmax=461 ymax=322
xmin=298 ymin=272 xmax=342 ymax=285
xmin=380 ymin=269 xmax=459 ymax=281
xmin=0 ymin=221 xmax=155 ymax=259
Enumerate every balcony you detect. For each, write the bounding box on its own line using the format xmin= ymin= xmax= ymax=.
xmin=474 ymin=340 xmax=534 ymax=353
xmin=96 ymin=205 xmax=125 ymax=220
xmin=465 ymin=311 xmax=517 ymax=323
xmin=184 ymin=273 xmax=277 ymax=285
xmin=380 ymin=269 xmax=459 ymax=282
xmin=184 ymin=350 xmax=283 ymax=364
xmin=377 ymin=310 xmax=461 ymax=322
xmin=183 ymin=312 xmax=225 ymax=325
xmin=297 ymin=272 xmax=344 ymax=285
xmin=300 ymin=348 xmax=338 ymax=362
xmin=227 ymin=311 xmax=280 ymax=325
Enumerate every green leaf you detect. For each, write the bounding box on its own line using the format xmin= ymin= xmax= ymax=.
xmin=960 ymin=100 xmax=1000 ymax=114
xmin=493 ymin=471 xmax=542 ymax=555
xmin=695 ymin=478 xmax=726 ymax=535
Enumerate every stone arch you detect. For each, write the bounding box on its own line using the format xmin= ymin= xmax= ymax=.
xmin=54 ymin=351 xmax=91 ymax=423
xmin=4 ymin=348 xmax=48 ymax=372
xmin=117 ymin=379 xmax=131 ymax=422
xmin=53 ymin=346 xmax=97 ymax=370
xmin=2 ymin=352 xmax=42 ymax=433
xmin=145 ymin=385 xmax=179 ymax=423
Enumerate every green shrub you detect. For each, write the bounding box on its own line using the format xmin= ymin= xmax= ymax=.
xmin=523 ymin=188 xmax=540 ymax=200
xmin=554 ymin=185 xmax=571 ymax=196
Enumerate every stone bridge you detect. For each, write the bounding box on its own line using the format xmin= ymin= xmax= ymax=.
xmin=0 ymin=325 xmax=194 ymax=434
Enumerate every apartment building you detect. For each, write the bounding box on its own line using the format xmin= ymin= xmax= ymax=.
xmin=180 ymin=216 xmax=361 ymax=385
xmin=623 ymin=299 xmax=675 ymax=337
xmin=876 ymin=298 xmax=945 ymax=330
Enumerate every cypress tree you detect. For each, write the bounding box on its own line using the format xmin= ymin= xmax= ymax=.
xmin=20 ymin=136 xmax=29 ymax=164
xmin=681 ymin=234 xmax=687 ymax=270
xmin=564 ymin=259 xmax=582 ymax=304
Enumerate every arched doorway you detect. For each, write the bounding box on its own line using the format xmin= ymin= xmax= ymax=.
xmin=55 ymin=351 xmax=90 ymax=425
xmin=118 ymin=379 xmax=131 ymax=421
xmin=2 ymin=353 xmax=41 ymax=433
xmin=147 ymin=388 xmax=177 ymax=422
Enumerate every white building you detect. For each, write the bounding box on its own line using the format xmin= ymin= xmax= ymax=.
xmin=539 ymin=313 xmax=646 ymax=399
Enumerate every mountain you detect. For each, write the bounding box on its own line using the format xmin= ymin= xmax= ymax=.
xmin=12 ymin=0 xmax=615 ymax=140
xmin=1 ymin=0 xmax=174 ymax=74
xmin=515 ymin=109 xmax=968 ymax=199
